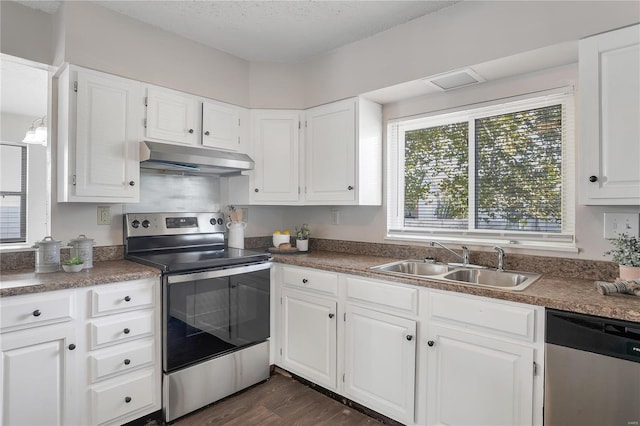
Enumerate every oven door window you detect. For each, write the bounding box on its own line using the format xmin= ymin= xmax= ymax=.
xmin=165 ymin=268 xmax=270 ymax=372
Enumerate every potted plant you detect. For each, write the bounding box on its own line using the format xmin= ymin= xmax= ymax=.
xmin=604 ymin=233 xmax=640 ymax=280
xmin=62 ymin=256 xmax=84 ymax=272
xmin=294 ymin=224 xmax=310 ymax=252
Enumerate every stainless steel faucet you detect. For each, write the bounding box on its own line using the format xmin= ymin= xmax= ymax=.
xmin=430 ymin=241 xmax=469 ymax=266
xmin=494 ymin=246 xmax=505 ymax=271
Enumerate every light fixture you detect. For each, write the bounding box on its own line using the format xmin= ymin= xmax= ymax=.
xmin=23 ymin=116 xmax=47 ymax=145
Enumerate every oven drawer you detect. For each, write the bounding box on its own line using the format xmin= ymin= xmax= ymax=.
xmin=91 ymin=278 xmax=156 ymax=317
xmin=1 ymin=290 xmax=75 ymax=333
xmin=90 ymin=310 xmax=154 ymax=349
xmin=91 ymin=368 xmax=156 ymax=425
xmin=89 ymin=340 xmax=155 ymax=383
xmin=282 ymin=266 xmax=338 ymax=296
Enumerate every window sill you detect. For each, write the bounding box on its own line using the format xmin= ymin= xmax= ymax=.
xmin=385 ymin=233 xmax=579 ymax=253
xmin=0 ymin=244 xmax=35 ymax=253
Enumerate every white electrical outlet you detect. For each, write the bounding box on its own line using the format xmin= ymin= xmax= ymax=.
xmin=603 ymin=212 xmax=639 ymax=239
xmin=97 ymin=206 xmax=111 ymax=225
xmin=331 ymin=209 xmax=339 ymax=225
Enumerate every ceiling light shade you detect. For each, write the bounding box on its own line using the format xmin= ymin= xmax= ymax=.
xmin=422 ymin=68 xmax=485 ymax=91
xmin=23 ymin=116 xmax=47 ymax=145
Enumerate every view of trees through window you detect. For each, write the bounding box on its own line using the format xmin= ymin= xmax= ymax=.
xmin=404 ymin=104 xmax=563 ymax=233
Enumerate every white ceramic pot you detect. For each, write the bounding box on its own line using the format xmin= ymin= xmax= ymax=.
xmin=227 ymin=221 xmax=247 ymax=249
xmin=296 ymin=239 xmax=309 ymax=252
xmin=619 ymin=264 xmax=640 ymax=280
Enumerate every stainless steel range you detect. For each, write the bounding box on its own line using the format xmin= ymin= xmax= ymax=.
xmin=124 ymin=212 xmax=272 ymax=422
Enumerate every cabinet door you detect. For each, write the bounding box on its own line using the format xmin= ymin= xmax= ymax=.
xmin=0 ymin=324 xmax=77 ymax=426
xmin=580 ymin=24 xmax=640 ymax=204
xmin=75 ymin=71 xmax=140 ymax=200
xmin=305 ymin=99 xmax=356 ymax=202
xmin=280 ymin=290 xmax=337 ymax=389
xmin=426 ymin=324 xmax=534 ymax=426
xmin=145 ymin=87 xmax=198 ymax=145
xmin=251 ymin=110 xmax=301 ymax=203
xmin=343 ymin=305 xmax=416 ymax=424
xmin=202 ymin=101 xmax=240 ymax=151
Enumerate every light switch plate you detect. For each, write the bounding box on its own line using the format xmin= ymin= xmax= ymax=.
xmin=603 ymin=213 xmax=639 ymax=239
xmin=97 ymin=206 xmax=111 ymax=225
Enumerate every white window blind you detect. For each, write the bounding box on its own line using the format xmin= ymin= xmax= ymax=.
xmin=387 ymin=91 xmax=575 ymax=250
xmin=0 ymin=144 xmax=27 ymax=243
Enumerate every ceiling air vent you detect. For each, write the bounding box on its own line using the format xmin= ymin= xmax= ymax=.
xmin=422 ymin=68 xmax=485 ymax=91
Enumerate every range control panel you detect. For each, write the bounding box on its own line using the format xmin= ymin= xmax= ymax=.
xmin=124 ymin=212 xmax=226 ymax=238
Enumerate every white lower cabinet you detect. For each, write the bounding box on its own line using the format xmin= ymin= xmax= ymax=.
xmin=275 ymin=265 xmax=544 ymax=426
xmin=425 ymin=324 xmax=534 ymax=426
xmin=0 ymin=323 xmax=78 ymax=425
xmin=422 ymin=290 xmax=544 ymax=426
xmin=275 ymin=265 xmax=417 ymax=424
xmin=0 ymin=278 xmax=160 ymax=426
xmin=343 ymin=305 xmax=416 ymax=424
xmin=280 ymin=289 xmax=337 ymax=389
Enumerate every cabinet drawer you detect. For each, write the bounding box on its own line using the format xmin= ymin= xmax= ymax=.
xmin=91 ymin=369 xmax=155 ymax=425
xmin=345 ymin=276 xmax=417 ymax=315
xmin=91 ymin=278 xmax=156 ymax=317
xmin=89 ymin=340 xmax=154 ymax=383
xmin=1 ymin=291 xmax=74 ymax=332
xmin=282 ymin=267 xmax=338 ymax=296
xmin=429 ymin=291 xmax=536 ymax=342
xmin=90 ymin=311 xmax=154 ymax=349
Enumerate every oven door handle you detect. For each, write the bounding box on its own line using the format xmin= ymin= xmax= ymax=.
xmin=166 ymin=262 xmax=272 ymax=284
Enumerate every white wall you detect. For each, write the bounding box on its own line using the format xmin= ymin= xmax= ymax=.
xmin=0 ymin=2 xmax=53 ymax=65
xmin=302 ymin=1 xmax=640 ymax=107
xmin=54 ymin=1 xmax=251 ymax=107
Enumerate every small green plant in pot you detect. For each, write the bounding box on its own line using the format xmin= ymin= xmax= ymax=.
xmin=62 ymin=256 xmax=84 ymax=272
xmin=604 ymin=233 xmax=640 ymax=280
xmin=294 ymin=224 xmax=310 ymax=252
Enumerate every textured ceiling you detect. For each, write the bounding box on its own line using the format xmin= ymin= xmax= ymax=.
xmin=14 ymin=0 xmax=458 ymax=62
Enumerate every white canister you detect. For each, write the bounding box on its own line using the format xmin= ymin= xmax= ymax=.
xmin=33 ymin=236 xmax=61 ymax=273
xmin=226 ymin=221 xmax=247 ymax=249
xmin=68 ymin=234 xmax=95 ymax=269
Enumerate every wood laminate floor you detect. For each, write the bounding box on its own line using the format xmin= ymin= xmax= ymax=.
xmin=172 ymin=373 xmax=381 ymax=426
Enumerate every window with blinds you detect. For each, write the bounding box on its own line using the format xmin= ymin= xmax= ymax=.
xmin=0 ymin=144 xmax=27 ymax=243
xmin=387 ymin=91 xmax=575 ymax=249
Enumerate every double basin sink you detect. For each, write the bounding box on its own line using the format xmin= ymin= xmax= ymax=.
xmin=370 ymin=260 xmax=541 ymax=291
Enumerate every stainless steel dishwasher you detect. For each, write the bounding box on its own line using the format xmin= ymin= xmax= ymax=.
xmin=545 ymin=309 xmax=640 ymax=426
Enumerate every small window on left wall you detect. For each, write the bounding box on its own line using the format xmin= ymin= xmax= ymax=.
xmin=0 ymin=144 xmax=27 ymax=243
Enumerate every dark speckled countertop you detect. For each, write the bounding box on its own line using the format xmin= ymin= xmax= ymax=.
xmin=0 ymin=260 xmax=161 ymax=297
xmin=269 ymin=250 xmax=640 ymax=323
xmin=2 ymin=251 xmax=638 ymax=323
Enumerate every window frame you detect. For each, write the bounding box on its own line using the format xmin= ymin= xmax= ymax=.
xmin=386 ymin=90 xmax=576 ymax=252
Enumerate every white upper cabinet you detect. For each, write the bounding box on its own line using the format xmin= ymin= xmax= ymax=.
xmin=305 ymin=98 xmax=382 ymax=205
xmin=579 ymin=24 xmax=640 ymax=205
xmin=250 ymin=110 xmax=302 ymax=203
xmin=145 ymin=87 xmax=199 ymax=146
xmin=202 ymin=101 xmax=241 ymax=151
xmin=227 ymin=97 xmax=382 ymax=206
xmin=57 ymin=65 xmax=141 ymax=203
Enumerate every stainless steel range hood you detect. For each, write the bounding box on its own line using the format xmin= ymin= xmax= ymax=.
xmin=140 ymin=141 xmax=254 ymax=176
